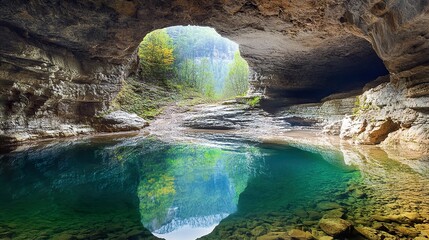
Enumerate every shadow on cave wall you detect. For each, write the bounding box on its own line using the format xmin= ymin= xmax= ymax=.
xmin=260 ymin=36 xmax=389 ymax=111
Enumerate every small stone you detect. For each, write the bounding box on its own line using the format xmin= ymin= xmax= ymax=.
xmin=415 ymin=237 xmax=429 ymax=240
xmin=394 ymin=225 xmax=419 ymax=237
xmin=401 ymin=212 xmax=421 ymax=223
xmin=372 ymin=212 xmax=422 ymax=224
xmin=379 ymin=230 xmax=397 ymax=240
xmin=256 ymin=231 xmax=289 ymax=240
xmin=251 ymin=226 xmax=268 ymax=237
xmin=318 ymin=218 xmax=352 ymax=237
xmin=288 ymin=229 xmax=313 ymax=240
xmin=355 ymin=226 xmax=380 ymax=240
xmin=353 ymin=189 xmax=367 ymax=199
xmin=293 ymin=209 xmax=308 ymax=218
xmin=322 ymin=209 xmax=344 ymax=219
xmin=303 ymin=220 xmax=318 ymax=226
xmin=316 ymin=202 xmax=342 ymax=211
xmin=318 ymin=237 xmax=333 ymax=240
xmin=372 ymin=221 xmax=383 ymax=230
xmin=421 ymin=229 xmax=429 ymax=238
xmin=307 ymin=211 xmax=322 ymax=220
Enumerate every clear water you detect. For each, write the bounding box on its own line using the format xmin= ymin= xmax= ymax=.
xmin=0 ymin=136 xmax=360 ymax=240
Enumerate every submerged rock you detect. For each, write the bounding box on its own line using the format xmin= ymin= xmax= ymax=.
xmin=316 ymin=202 xmax=342 ymax=211
xmin=288 ymin=229 xmax=313 ymax=239
xmin=355 ymin=226 xmax=380 ymax=240
xmin=256 ymin=231 xmax=290 ymax=240
xmin=251 ymin=226 xmax=268 ymax=237
xmin=372 ymin=212 xmax=422 ymax=224
xmin=322 ymin=209 xmax=345 ymax=219
xmin=94 ymin=111 xmax=148 ymax=132
xmin=318 ymin=218 xmax=352 ymax=237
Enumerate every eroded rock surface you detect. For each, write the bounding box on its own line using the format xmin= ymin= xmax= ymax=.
xmin=93 ymin=110 xmax=148 ymax=132
xmin=340 ymin=75 xmax=429 ymax=153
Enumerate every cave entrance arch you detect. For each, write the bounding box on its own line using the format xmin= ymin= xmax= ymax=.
xmin=137 ymin=26 xmax=250 ymax=98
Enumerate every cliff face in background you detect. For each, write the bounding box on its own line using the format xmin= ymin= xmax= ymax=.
xmin=0 ymin=0 xmax=428 ymax=150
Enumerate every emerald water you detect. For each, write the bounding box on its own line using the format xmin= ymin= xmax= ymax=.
xmin=0 ymin=136 xmax=361 ymax=239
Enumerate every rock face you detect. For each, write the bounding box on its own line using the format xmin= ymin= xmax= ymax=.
xmin=0 ymin=0 xmax=428 ymax=145
xmin=340 ymin=76 xmax=429 ymax=152
xmin=277 ymin=89 xmax=359 ymax=130
xmin=93 ymin=110 xmax=148 ymax=132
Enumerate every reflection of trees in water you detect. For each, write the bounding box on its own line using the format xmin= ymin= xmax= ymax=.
xmin=134 ymin=141 xmax=264 ymax=233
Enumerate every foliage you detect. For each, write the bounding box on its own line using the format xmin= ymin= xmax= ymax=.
xmin=138 ymin=29 xmax=175 ymax=84
xmin=137 ymin=142 xmax=262 ymax=230
xmin=110 ymin=77 xmax=177 ymax=119
xmin=223 ymin=51 xmax=250 ymax=98
xmin=134 ymin=26 xmax=250 ymax=107
xmin=247 ymin=96 xmax=261 ymax=108
xmin=352 ymin=96 xmax=378 ymax=116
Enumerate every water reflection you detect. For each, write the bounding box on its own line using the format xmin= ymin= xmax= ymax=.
xmin=202 ymin=144 xmax=360 ymax=239
xmin=0 ymin=136 xmax=263 ymax=240
xmin=1 ymin=134 xmax=426 ymax=240
xmin=136 ymin=143 xmax=261 ymax=239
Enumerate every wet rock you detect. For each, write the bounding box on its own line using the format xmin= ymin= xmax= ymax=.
xmin=394 ymin=225 xmax=419 ymax=237
xmin=372 ymin=212 xmax=422 ymax=224
xmin=302 ymin=220 xmax=318 ymax=226
xmin=288 ymin=229 xmax=313 ymax=239
xmin=355 ymin=226 xmax=380 ymax=240
xmin=257 ymin=231 xmax=290 ymax=240
xmin=318 ymin=218 xmax=352 ymax=237
xmin=318 ymin=237 xmax=333 ymax=240
xmin=251 ymin=226 xmax=268 ymax=237
xmin=293 ymin=209 xmax=308 ymax=218
xmin=94 ymin=111 xmax=148 ymax=132
xmin=352 ymin=189 xmax=367 ymax=199
xmin=307 ymin=211 xmax=322 ymax=220
xmin=316 ymin=202 xmax=342 ymax=211
xmin=415 ymin=237 xmax=429 ymax=240
xmin=322 ymin=209 xmax=344 ymax=219
xmin=378 ymin=231 xmax=398 ymax=240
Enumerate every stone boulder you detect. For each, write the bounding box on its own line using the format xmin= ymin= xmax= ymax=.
xmin=355 ymin=226 xmax=380 ymax=240
xmin=319 ymin=218 xmax=352 ymax=237
xmin=288 ymin=229 xmax=313 ymax=239
xmin=94 ymin=111 xmax=148 ymax=132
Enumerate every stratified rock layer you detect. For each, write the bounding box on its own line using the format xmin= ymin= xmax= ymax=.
xmin=94 ymin=110 xmax=148 ymax=132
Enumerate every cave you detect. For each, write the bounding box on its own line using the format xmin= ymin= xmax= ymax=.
xmin=0 ymin=1 xmax=428 ymax=239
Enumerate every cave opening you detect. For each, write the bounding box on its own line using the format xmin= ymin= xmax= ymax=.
xmin=111 ymin=25 xmax=252 ymax=119
xmin=139 ymin=25 xmax=250 ymax=99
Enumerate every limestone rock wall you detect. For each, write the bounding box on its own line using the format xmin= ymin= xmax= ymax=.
xmin=340 ymin=0 xmax=429 ymax=151
xmin=340 ymin=75 xmax=429 ymax=153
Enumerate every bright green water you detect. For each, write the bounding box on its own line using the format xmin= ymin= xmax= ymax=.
xmin=0 ymin=137 xmax=360 ymax=240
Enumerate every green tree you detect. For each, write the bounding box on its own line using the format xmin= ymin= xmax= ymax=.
xmin=196 ymin=58 xmax=216 ymax=98
xmin=177 ymin=59 xmax=197 ymax=87
xmin=138 ymin=29 xmax=174 ymax=84
xmin=223 ymin=51 xmax=249 ymax=98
